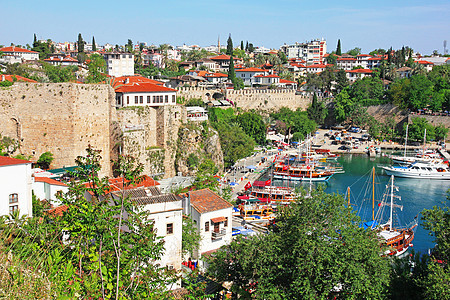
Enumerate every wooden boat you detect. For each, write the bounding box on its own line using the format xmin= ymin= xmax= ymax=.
xmin=247 ymin=180 xmax=295 ymax=205
xmin=238 ymin=202 xmax=275 ymax=221
xmin=353 ymin=168 xmax=418 ymax=256
xmin=272 ymin=161 xmax=335 ymax=181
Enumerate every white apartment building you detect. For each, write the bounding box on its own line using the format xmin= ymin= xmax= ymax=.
xmin=0 ymin=46 xmax=39 ymax=61
xmin=0 ymin=157 xmax=33 ymax=217
xmin=280 ymin=39 xmax=327 ymax=64
xmin=101 ymin=52 xmax=134 ymax=77
xmin=235 ymin=67 xmax=267 ymax=85
xmin=113 ymin=75 xmax=177 ymax=107
xmin=184 ymin=189 xmax=233 ymax=269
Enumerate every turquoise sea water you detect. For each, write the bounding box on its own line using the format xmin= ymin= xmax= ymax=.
xmin=259 ymin=154 xmax=450 ymax=255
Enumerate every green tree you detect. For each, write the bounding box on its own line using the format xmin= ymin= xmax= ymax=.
xmin=0 ymin=134 xmax=20 ymax=156
xmin=236 ymin=112 xmax=266 ymax=145
xmin=347 ymin=47 xmax=361 ymax=56
xmin=207 ymin=188 xmax=391 ymax=299
xmin=92 ymin=36 xmax=97 ymax=51
xmin=126 ymin=39 xmax=133 ymax=52
xmin=36 ymin=151 xmax=53 ymax=169
xmin=86 ymin=53 xmax=107 ymax=83
xmin=182 ymin=216 xmax=201 ymax=257
xmin=347 ymin=76 xmax=385 ymax=106
xmin=336 ymin=39 xmax=342 ymax=56
xmin=77 ymin=33 xmax=84 ymax=53
xmin=334 ymin=88 xmax=353 ymax=123
xmin=248 ymin=43 xmax=254 ymax=53
xmin=409 ymin=75 xmax=434 ymax=111
xmin=335 ymin=69 xmax=349 ymax=93
xmin=307 ymin=92 xmax=327 ymax=124
xmin=326 ymin=53 xmax=337 ymax=65
xmin=407 ymin=117 xmax=435 ymax=142
xmin=240 ymin=40 xmax=244 ymax=51
xmin=226 ymin=35 xmax=233 ymax=56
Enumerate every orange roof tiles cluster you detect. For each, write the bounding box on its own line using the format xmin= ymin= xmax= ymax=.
xmin=34 ymin=177 xmax=68 ymax=187
xmin=0 ymin=156 xmax=32 ymax=167
xmin=0 ymin=46 xmax=39 ymax=53
xmin=235 ymin=67 xmax=265 ymax=72
xmin=188 ymin=188 xmax=233 ymax=214
xmin=1 ymin=74 xmax=37 ymax=83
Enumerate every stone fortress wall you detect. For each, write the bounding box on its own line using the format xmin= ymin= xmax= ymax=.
xmin=177 ymin=87 xmax=312 ymax=112
xmin=0 ymin=82 xmax=115 ymax=177
xmin=0 ymin=82 xmax=186 ymax=178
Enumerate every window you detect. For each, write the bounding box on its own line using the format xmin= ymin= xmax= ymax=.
xmin=127 ymin=96 xmax=129 ymax=104
xmin=9 ymin=193 xmax=18 ymax=204
xmin=153 ymin=96 xmax=156 ymax=103
xmin=147 ymin=96 xmax=151 ymax=103
xmin=140 ymin=96 xmax=143 ymax=104
xmin=165 ymin=95 xmax=168 ymax=103
xmin=205 ymin=221 xmax=209 ymax=232
xmin=172 ymin=95 xmax=175 ymax=103
xmin=135 ymin=96 xmax=138 ymax=104
xmin=166 ymin=223 xmax=174 ymax=235
xmin=9 ymin=205 xmax=18 ymax=214
xmin=224 ymin=217 xmax=228 ymax=227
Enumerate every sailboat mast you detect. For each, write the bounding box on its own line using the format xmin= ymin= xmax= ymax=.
xmin=404 ymin=124 xmax=409 ymax=158
xmin=423 ymin=129 xmax=427 ymax=158
xmin=347 ymin=186 xmax=350 ymax=207
xmin=389 ymin=175 xmax=394 ymax=230
xmin=372 ymin=167 xmax=375 ymax=221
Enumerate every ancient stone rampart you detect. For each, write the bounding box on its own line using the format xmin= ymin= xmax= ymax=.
xmin=0 ymin=82 xmax=115 ymax=176
xmin=408 ymin=114 xmax=450 ymax=128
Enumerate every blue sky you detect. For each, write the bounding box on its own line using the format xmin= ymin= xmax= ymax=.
xmin=1 ymin=0 xmax=449 ymax=55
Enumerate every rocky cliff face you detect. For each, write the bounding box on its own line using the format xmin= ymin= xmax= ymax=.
xmin=175 ymin=122 xmax=224 ymax=176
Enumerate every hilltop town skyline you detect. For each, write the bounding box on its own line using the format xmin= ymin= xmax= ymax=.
xmin=1 ymin=0 xmax=449 ymax=55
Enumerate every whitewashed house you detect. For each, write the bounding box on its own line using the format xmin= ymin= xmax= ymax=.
xmin=43 ymin=56 xmax=80 ymax=66
xmin=184 ymin=188 xmax=233 ymax=269
xmin=0 ymin=46 xmax=39 ymax=61
xmin=0 ymin=157 xmax=33 ymax=217
xmin=254 ymin=74 xmax=280 ymax=85
xmin=101 ymin=52 xmax=134 ymax=77
xmin=235 ymin=67 xmax=266 ymax=85
xmin=32 ymin=176 xmax=68 ymax=206
xmin=345 ymin=69 xmax=373 ymax=82
xmin=113 ymin=75 xmax=177 ymax=107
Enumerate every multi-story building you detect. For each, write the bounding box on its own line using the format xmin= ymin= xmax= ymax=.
xmin=101 ymin=52 xmax=134 ymax=77
xmin=235 ymin=67 xmax=267 ymax=85
xmin=280 ymin=39 xmax=327 ymax=64
xmin=0 ymin=46 xmax=39 ymax=62
xmin=0 ymin=157 xmax=33 ymax=217
xmin=113 ymin=75 xmax=177 ymax=108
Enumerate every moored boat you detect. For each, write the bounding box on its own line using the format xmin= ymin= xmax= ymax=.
xmin=381 ymin=161 xmax=450 ymax=179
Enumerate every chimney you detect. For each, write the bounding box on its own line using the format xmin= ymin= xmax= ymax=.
xmin=124 ymin=78 xmax=129 ymax=84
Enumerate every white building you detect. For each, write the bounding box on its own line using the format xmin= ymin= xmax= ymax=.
xmin=43 ymin=56 xmax=80 ymax=66
xmin=101 ymin=52 xmax=134 ymax=77
xmin=280 ymin=39 xmax=327 ymax=64
xmin=254 ymin=74 xmax=280 ymax=85
xmin=235 ymin=67 xmax=266 ymax=85
xmin=204 ymin=72 xmax=228 ymax=84
xmin=111 ymin=186 xmax=183 ymax=289
xmin=345 ymin=69 xmax=373 ymax=82
xmin=336 ymin=57 xmax=357 ymax=70
xmin=113 ymin=75 xmax=177 ymax=107
xmin=0 ymin=156 xmax=33 ymax=217
xmin=185 ymin=188 xmax=233 ymax=269
xmin=32 ymin=176 xmax=68 ymax=206
xmin=186 ymin=106 xmax=208 ymax=122
xmin=0 ymin=46 xmax=39 ymax=61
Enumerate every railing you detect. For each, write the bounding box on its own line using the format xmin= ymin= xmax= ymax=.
xmin=212 ymin=229 xmax=226 ymax=239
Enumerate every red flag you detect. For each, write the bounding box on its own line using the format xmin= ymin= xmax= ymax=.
xmin=244 ymin=182 xmax=252 ymax=190
xmin=265 ymin=179 xmax=271 ymax=186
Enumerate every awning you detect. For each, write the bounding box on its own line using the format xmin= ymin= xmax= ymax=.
xmin=211 ymin=216 xmax=226 ymax=223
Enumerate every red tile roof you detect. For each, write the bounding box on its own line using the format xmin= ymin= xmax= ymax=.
xmin=368 ymin=57 xmax=382 ymax=61
xmin=44 ymin=56 xmax=78 ymax=63
xmin=254 ymin=74 xmax=280 ymax=78
xmin=205 ymin=73 xmax=228 ymax=78
xmin=34 ymin=176 xmax=67 ymax=187
xmin=115 ymin=82 xmax=176 ymax=93
xmin=337 ymin=57 xmax=357 ymax=61
xmin=84 ymin=175 xmax=160 ymax=195
xmin=211 ymin=216 xmax=227 ymax=223
xmin=346 ymin=68 xmax=373 ymax=73
xmin=280 ymin=79 xmax=297 ymax=84
xmin=357 ymin=54 xmax=372 ymax=57
xmin=306 ymin=64 xmax=327 ymax=68
xmin=188 ymin=188 xmax=233 ymax=214
xmin=416 ymin=60 xmax=434 ymax=65
xmin=209 ymin=54 xmax=238 ymax=61
xmin=112 ymin=75 xmax=164 ymax=88
xmin=0 ymin=46 xmax=39 ymax=53
xmin=48 ymin=205 xmax=68 ymax=217
xmin=0 ymin=156 xmax=32 ymax=167
xmin=235 ymin=68 xmax=265 ymax=72
xmin=1 ymin=74 xmax=37 ymax=83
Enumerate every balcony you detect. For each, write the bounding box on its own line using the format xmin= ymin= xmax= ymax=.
xmin=212 ymin=229 xmax=227 ymax=239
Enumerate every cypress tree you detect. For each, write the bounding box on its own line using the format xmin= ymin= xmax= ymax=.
xmin=227 ymin=35 xmax=233 ymax=56
xmin=92 ymin=36 xmax=97 ymax=51
xmin=33 ymin=34 xmax=38 ymax=48
xmin=228 ymin=55 xmax=236 ymax=86
xmin=241 ymin=41 xmax=244 ymax=51
xmin=77 ymin=33 xmax=84 ymax=53
xmin=336 ymin=39 xmax=342 ymax=56
xmin=245 ymin=41 xmax=249 ymax=52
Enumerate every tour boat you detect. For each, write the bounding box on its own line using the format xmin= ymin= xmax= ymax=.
xmin=272 ymin=161 xmax=335 ymax=181
xmin=238 ymin=202 xmax=275 ymax=221
xmin=350 ymin=168 xmax=417 ymax=256
xmin=375 ymin=175 xmax=418 ymax=256
xmin=245 ymin=180 xmax=295 ymax=205
xmin=381 ymin=161 xmax=450 ymax=179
